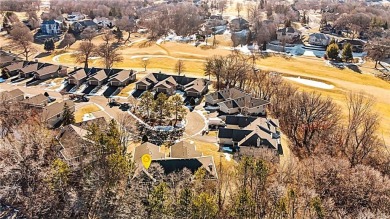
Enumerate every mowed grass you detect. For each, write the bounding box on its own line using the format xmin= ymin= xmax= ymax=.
xmin=261 ymin=56 xmax=390 ymax=143
xmin=75 ymin=104 xmax=101 ymax=123
xmin=192 ymin=140 xmax=237 ymax=170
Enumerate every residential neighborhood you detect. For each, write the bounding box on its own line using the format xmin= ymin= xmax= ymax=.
xmin=0 ymin=0 xmax=390 ymax=218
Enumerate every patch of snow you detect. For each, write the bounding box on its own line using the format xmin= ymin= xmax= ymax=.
xmin=224 ymin=153 xmax=232 ymax=161
xmin=82 ymin=113 xmax=96 ymax=121
xmin=284 ymin=77 xmax=334 ymax=89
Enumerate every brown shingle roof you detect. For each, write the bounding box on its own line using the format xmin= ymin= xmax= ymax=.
xmin=69 ymin=68 xmax=88 ymax=81
xmin=35 ymin=65 xmax=60 ymax=76
xmin=112 ymin=70 xmax=132 ymax=82
xmin=89 ymin=70 xmax=107 ymax=81
xmin=22 ymin=94 xmax=48 ymax=107
xmin=133 ymin=142 xmax=165 ymax=164
xmin=19 ymin=63 xmax=40 ymax=74
xmin=170 ymin=141 xmax=202 ymax=158
xmin=184 ymin=78 xmax=207 ymax=93
xmin=154 ymin=76 xmax=177 ymax=89
xmin=42 ymin=100 xmax=75 ymax=120
xmin=0 ymin=89 xmax=24 ymax=102
xmin=4 ymin=61 xmax=24 ymax=72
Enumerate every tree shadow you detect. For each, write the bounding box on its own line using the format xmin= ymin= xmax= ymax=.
xmin=34 ymin=52 xmax=51 ymax=58
xmin=138 ymin=40 xmax=154 ymax=48
xmin=346 ymin=64 xmax=362 ymax=73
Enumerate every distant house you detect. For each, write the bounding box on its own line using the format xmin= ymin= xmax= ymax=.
xmin=205 ymin=88 xmax=269 ymax=116
xmin=33 ymin=65 xmax=68 ymax=80
xmin=229 ymin=18 xmax=249 ymax=32
xmin=338 ymin=39 xmax=365 ymax=53
xmin=71 ymin=20 xmax=98 ymax=32
xmin=22 ymin=94 xmax=49 ymax=108
xmin=136 ymin=73 xmax=209 ymax=98
xmin=276 ymin=27 xmax=300 ymax=43
xmin=67 ymin=68 xmax=90 ymax=87
xmin=66 ymin=12 xmax=85 ymax=21
xmin=41 ymin=100 xmax=75 ymax=128
xmin=218 ymin=115 xmax=282 ymax=156
xmin=0 ymin=89 xmax=24 ymax=103
xmin=40 ymin=20 xmax=62 ymax=35
xmin=1 ymin=61 xmax=27 ymax=78
xmin=93 ymin=17 xmax=114 ymax=28
xmin=108 ymin=69 xmax=136 ymax=87
xmin=308 ymin=33 xmax=330 ymax=46
xmin=87 ymin=69 xmax=109 ymax=86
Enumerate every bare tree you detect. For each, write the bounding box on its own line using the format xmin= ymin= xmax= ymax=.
xmin=62 ymin=33 xmax=76 ymax=49
xmin=95 ymin=43 xmax=123 ymax=69
xmin=80 ymin=27 xmax=97 ymax=42
xmin=341 ymin=92 xmax=380 ymax=167
xmin=73 ymin=41 xmax=95 ymax=69
xmin=218 ymin=0 xmax=227 ymax=15
xmin=115 ymin=17 xmax=136 ymax=44
xmin=117 ymin=113 xmax=137 ymax=156
xmin=175 ymin=60 xmax=186 ymax=76
xmin=9 ymin=22 xmax=34 ymax=61
xmin=365 ymin=33 xmax=390 ymax=69
xmin=236 ymin=3 xmax=243 ymax=17
xmin=141 ymin=58 xmax=150 ymax=71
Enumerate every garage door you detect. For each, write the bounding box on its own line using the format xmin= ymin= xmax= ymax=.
xmin=137 ymin=85 xmax=147 ymax=90
xmin=110 ymin=81 xmax=120 ymax=86
xmin=89 ymin=80 xmax=99 ymax=86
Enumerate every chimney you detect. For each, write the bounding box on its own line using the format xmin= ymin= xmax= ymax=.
xmin=208 ymin=163 xmax=213 ymax=172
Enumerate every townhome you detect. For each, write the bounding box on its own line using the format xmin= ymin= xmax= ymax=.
xmin=33 ymin=64 xmax=68 ymax=80
xmin=22 ymin=94 xmax=49 ymax=108
xmin=0 ymin=89 xmax=24 ymax=103
xmin=67 ymin=68 xmax=90 ymax=87
xmin=41 ymin=100 xmax=75 ymax=128
xmin=108 ymin=69 xmax=136 ymax=87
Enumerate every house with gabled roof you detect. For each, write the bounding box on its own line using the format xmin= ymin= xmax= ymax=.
xmin=218 ymin=115 xmax=282 ymax=156
xmin=40 ymin=20 xmax=62 ymax=35
xmin=276 ymin=27 xmax=300 ymax=43
xmin=154 ymin=76 xmax=178 ymax=95
xmin=132 ymin=141 xmax=218 ymax=179
xmin=206 ymin=88 xmax=269 ymax=116
xmin=18 ymin=62 xmax=46 ymax=78
xmin=135 ymin=73 xmax=209 ymax=98
xmin=170 ymin=141 xmax=203 ymax=158
xmin=32 ymin=64 xmax=68 ymax=80
xmin=1 ymin=61 xmax=27 ymax=78
xmin=57 ymin=117 xmax=107 ymax=165
xmin=132 ymin=142 xmax=166 ymax=164
xmin=67 ymin=68 xmax=90 ymax=86
xmin=41 ymin=100 xmax=75 ymax=128
xmin=0 ymin=89 xmax=24 ymax=103
xmin=87 ymin=69 xmax=109 ymax=86
xmin=0 ymin=52 xmax=18 ymax=68
xmin=22 ymin=94 xmax=49 ymax=108
xmin=309 ymin=33 xmax=330 ymax=46
xmin=108 ymin=69 xmax=136 ymax=87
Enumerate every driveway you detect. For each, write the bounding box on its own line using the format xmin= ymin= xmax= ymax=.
xmin=183 ymin=111 xmax=206 ymax=137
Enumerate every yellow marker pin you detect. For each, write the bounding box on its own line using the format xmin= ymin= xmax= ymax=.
xmin=141 ymin=154 xmax=152 ymax=169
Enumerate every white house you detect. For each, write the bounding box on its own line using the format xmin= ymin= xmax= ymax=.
xmin=308 ymin=33 xmax=330 ymax=46
xmin=93 ymin=17 xmax=114 ymax=28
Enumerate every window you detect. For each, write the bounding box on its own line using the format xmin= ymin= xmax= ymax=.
xmin=57 ymin=114 xmax=60 ymax=118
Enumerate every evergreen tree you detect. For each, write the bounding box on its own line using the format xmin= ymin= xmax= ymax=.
xmin=329 ymin=38 xmax=336 ymax=45
xmin=114 ymin=27 xmax=123 ymax=42
xmin=326 ymin=43 xmax=339 ymax=60
xmin=139 ymin=91 xmax=154 ymax=120
xmin=284 ymin=19 xmax=291 ymax=28
xmin=153 ymin=93 xmax=171 ymax=125
xmin=62 ymin=103 xmax=75 ymax=126
xmin=44 ymin=39 xmax=55 ymax=52
xmin=342 ymin=43 xmax=353 ymax=62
